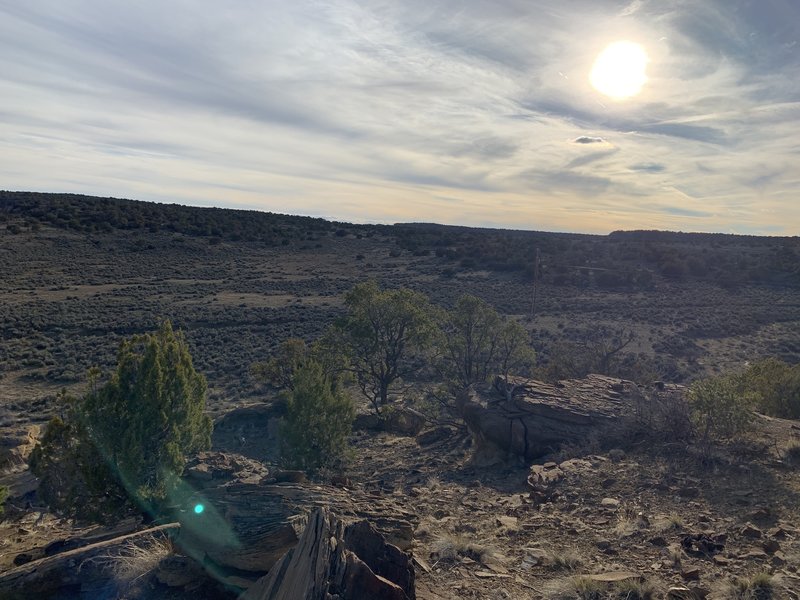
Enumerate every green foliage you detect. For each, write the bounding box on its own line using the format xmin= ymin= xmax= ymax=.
xmin=337 ymin=281 xmax=435 ymax=413
xmin=280 ymin=361 xmax=355 ymax=472
xmin=739 ymin=358 xmax=800 ymax=419
xmin=437 ymin=295 xmax=502 ymax=388
xmin=251 ymin=338 xmax=309 ymax=390
xmin=495 ymin=318 xmax=536 ymax=393
xmin=688 ymin=373 xmax=755 ymax=447
xmin=29 ymin=322 xmax=212 ymax=520
xmin=436 ymin=294 xmax=536 ymax=392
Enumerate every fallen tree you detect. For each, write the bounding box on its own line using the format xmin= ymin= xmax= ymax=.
xmin=0 ymin=523 xmax=179 ymax=600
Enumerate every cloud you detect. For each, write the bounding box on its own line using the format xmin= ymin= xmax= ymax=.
xmin=0 ymin=0 xmax=797 ymax=235
xmin=572 ymin=136 xmax=606 ymax=144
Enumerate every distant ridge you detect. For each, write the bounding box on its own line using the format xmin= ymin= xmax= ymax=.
xmin=2 ymin=191 xmax=798 ymax=288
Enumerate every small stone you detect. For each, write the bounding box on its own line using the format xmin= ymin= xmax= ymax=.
xmin=595 ymin=539 xmax=612 ymax=550
xmin=523 ymin=548 xmax=549 ymax=566
xmin=749 ymin=507 xmax=772 ymax=522
xmin=740 ymin=524 xmax=762 ymax=539
xmin=712 ymin=555 xmax=729 ymax=566
xmin=496 ymin=515 xmax=518 ymax=529
xmin=600 ymin=498 xmax=620 ymax=508
xmin=770 ymin=551 xmax=787 ymax=567
xmin=763 ymin=538 xmax=780 ymax=554
xmin=768 ymin=526 xmax=787 ymax=539
xmin=681 ymin=566 xmax=701 ymax=581
xmin=740 ymin=549 xmax=768 ymax=560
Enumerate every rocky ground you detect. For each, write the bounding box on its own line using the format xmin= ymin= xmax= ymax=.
xmin=1 ymin=391 xmax=800 ymax=598
xmin=349 ymin=416 xmax=800 ymax=599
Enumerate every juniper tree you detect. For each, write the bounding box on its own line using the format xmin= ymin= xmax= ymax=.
xmin=30 ymin=321 xmax=212 ymax=519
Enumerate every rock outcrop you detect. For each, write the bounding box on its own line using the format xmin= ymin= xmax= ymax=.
xmin=174 ymin=452 xmax=418 ymax=584
xmin=0 ymin=424 xmax=40 ymax=473
xmin=456 ymin=374 xmax=684 ymax=459
xmin=242 ymin=507 xmax=414 ymax=600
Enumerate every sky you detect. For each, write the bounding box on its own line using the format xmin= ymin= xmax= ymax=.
xmin=1 ymin=0 xmax=799 ymax=235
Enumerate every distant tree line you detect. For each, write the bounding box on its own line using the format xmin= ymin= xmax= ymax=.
xmin=3 ymin=192 xmax=797 ymax=289
xmin=387 ymin=223 xmax=800 ymax=290
xmin=0 ymin=191 xmax=342 ymax=245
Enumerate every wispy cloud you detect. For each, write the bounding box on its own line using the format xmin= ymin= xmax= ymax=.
xmin=0 ymin=0 xmax=797 ymax=234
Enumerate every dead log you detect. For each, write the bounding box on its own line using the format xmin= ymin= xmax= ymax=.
xmin=0 ymin=523 xmax=179 ymax=600
xmin=242 ymin=507 xmax=414 ymax=600
xmin=456 ymin=374 xmax=680 ymax=459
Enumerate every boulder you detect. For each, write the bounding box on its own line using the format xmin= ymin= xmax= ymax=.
xmin=456 ymin=375 xmax=674 ymax=459
xmin=0 ymin=424 xmax=40 ymax=473
xmin=174 ymin=453 xmax=418 ymax=579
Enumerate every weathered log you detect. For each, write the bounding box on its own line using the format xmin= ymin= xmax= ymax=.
xmin=241 ymin=507 xmax=414 ymax=600
xmin=456 ymin=374 xmax=680 ymax=459
xmin=0 ymin=523 xmax=179 ymax=600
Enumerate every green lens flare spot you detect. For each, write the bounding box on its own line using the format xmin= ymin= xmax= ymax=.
xmin=194 ymin=503 xmax=205 ymax=514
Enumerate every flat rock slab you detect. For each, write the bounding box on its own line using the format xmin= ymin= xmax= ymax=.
xmin=457 ymin=375 xmax=685 ymax=459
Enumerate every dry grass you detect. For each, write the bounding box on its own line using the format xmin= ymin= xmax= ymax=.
xmin=613 ymin=579 xmax=657 ymax=600
xmin=729 ymin=572 xmax=774 ymax=600
xmin=81 ymin=534 xmax=173 ymax=594
xmin=653 ymin=513 xmax=684 ymax=533
xmin=430 ymin=533 xmax=497 ymax=564
xmin=547 ymin=576 xmax=657 ymax=600
xmin=547 ymin=548 xmax=584 ymax=571
xmin=613 ymin=506 xmax=649 ymax=537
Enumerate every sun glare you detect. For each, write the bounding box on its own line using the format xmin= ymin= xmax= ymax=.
xmin=590 ymin=41 xmax=648 ymax=99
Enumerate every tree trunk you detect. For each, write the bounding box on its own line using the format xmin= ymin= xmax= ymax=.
xmin=0 ymin=524 xmax=179 ymax=600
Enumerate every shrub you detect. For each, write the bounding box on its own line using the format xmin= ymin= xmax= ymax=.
xmin=740 ymin=358 xmax=800 ymax=419
xmin=688 ymin=374 xmax=755 ymax=450
xmin=280 ymin=361 xmax=355 ymax=472
xmin=250 ymin=338 xmax=309 ymax=391
xmin=730 ymin=572 xmax=773 ymax=599
xmin=30 ymin=322 xmax=212 ymax=520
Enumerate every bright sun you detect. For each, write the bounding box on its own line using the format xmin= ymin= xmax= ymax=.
xmin=590 ymin=41 xmax=648 ymax=99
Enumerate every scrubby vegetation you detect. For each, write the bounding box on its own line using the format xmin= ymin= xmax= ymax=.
xmin=280 ymin=361 xmax=355 ymax=472
xmin=333 ymin=281 xmax=436 ymax=413
xmin=29 ymin=322 xmax=212 ymax=520
xmin=0 ymin=191 xmax=338 ymax=244
xmin=390 ymin=222 xmax=800 ymax=290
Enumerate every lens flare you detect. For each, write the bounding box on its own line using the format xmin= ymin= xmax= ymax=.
xmin=194 ymin=503 xmax=205 ymax=514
